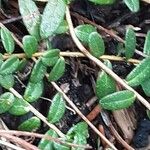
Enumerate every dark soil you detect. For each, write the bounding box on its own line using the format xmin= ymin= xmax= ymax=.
xmin=0 ymin=0 xmax=150 ymax=149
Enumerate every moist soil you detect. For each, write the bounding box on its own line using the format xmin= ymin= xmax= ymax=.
xmin=0 ymin=0 xmax=150 ymax=149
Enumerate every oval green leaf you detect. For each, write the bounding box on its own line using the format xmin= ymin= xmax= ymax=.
xmin=18 ymin=0 xmax=41 ymax=40
xmin=9 ymin=98 xmax=30 ymax=116
xmin=23 ymin=35 xmax=38 ymax=58
xmin=88 ymin=0 xmax=115 ymax=4
xmin=75 ymin=24 xmax=96 ymax=44
xmin=67 ymin=122 xmax=88 ymax=138
xmin=41 ymin=49 xmax=60 ymax=67
xmin=0 ymin=56 xmax=19 ymax=75
xmin=30 ymin=58 xmax=47 ymax=83
xmin=18 ymin=116 xmax=41 ymax=132
xmin=0 ymin=92 xmax=15 ymax=114
xmin=72 ymin=133 xmax=87 ymax=150
xmin=124 ymin=0 xmax=140 ymax=12
xmin=40 ymin=0 xmax=66 ymax=38
xmin=125 ymin=28 xmax=136 ymax=59
xmin=48 ymin=57 xmax=65 ymax=82
xmin=0 ymin=26 xmax=15 ymax=54
xmin=24 ymin=81 xmax=43 ymax=103
xmin=0 ymin=74 xmax=14 ymax=89
xmin=47 ymin=93 xmax=65 ymax=123
xmin=100 ymin=90 xmax=136 ymax=110
xmin=144 ymin=31 xmax=150 ymax=56
xmin=141 ymin=78 xmax=150 ymax=97
xmin=126 ymin=57 xmax=150 ymax=86
xmin=96 ymin=71 xmax=116 ymax=99
xmin=88 ymin=32 xmax=105 ymax=57
xmin=38 ymin=129 xmax=58 ymax=150
xmin=55 ymin=20 xmax=68 ymax=35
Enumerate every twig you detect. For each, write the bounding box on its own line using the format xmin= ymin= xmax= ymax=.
xmin=51 ymin=82 xmax=118 ymax=150
xmin=0 ymin=139 xmax=25 ymax=150
xmin=0 ymin=130 xmax=92 ymax=149
xmin=109 ymin=124 xmax=134 ymax=150
xmin=66 ymin=6 xmax=150 ymax=110
xmin=71 ymin=12 xmax=147 ymax=58
xmin=2 ymin=52 xmax=140 ymax=64
xmin=8 ymin=88 xmax=65 ymax=138
xmin=0 ymin=134 xmax=38 ymax=150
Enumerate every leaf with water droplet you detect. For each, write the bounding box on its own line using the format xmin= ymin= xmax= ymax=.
xmin=18 ymin=0 xmax=41 ymax=40
xmin=0 ymin=92 xmax=15 ymax=114
xmin=9 ymin=98 xmax=30 ymax=116
xmin=23 ymin=35 xmax=38 ymax=58
xmin=75 ymin=24 xmax=96 ymax=44
xmin=100 ymin=90 xmax=136 ymax=110
xmin=18 ymin=116 xmax=41 ymax=132
xmin=40 ymin=0 xmax=66 ymax=38
xmin=126 ymin=57 xmax=150 ymax=86
xmin=125 ymin=28 xmax=136 ymax=59
xmin=41 ymin=49 xmax=60 ymax=67
xmin=0 ymin=56 xmax=19 ymax=75
xmin=0 ymin=25 xmax=15 ymax=54
xmin=47 ymin=93 xmax=65 ymax=123
xmin=48 ymin=57 xmax=65 ymax=82
xmin=24 ymin=81 xmax=43 ymax=102
xmin=30 ymin=58 xmax=47 ymax=83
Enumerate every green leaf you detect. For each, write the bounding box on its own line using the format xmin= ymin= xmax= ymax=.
xmin=53 ymin=142 xmax=70 ymax=150
xmin=0 ymin=92 xmax=15 ymax=114
xmin=0 ymin=56 xmax=19 ymax=75
xmin=30 ymin=58 xmax=47 ymax=83
xmin=18 ymin=116 xmax=41 ymax=132
xmin=125 ymin=28 xmax=136 ymax=59
xmin=124 ymin=0 xmax=140 ymax=12
xmin=96 ymin=71 xmax=116 ymax=99
xmin=100 ymin=90 xmax=136 ymax=110
xmin=9 ymin=98 xmax=30 ymax=116
xmin=38 ymin=129 xmax=58 ymax=150
xmin=24 ymin=81 xmax=43 ymax=102
xmin=72 ymin=133 xmax=87 ymax=150
xmin=88 ymin=32 xmax=105 ymax=58
xmin=75 ymin=24 xmax=96 ymax=44
xmin=47 ymin=93 xmax=65 ymax=123
xmin=141 ymin=78 xmax=150 ymax=97
xmin=0 ymin=26 xmax=15 ymax=54
xmin=41 ymin=49 xmax=60 ymax=67
xmin=88 ymin=0 xmax=115 ymax=5
xmin=23 ymin=35 xmax=38 ymax=58
xmin=40 ymin=0 xmax=66 ymax=38
xmin=18 ymin=0 xmax=41 ymax=40
xmin=48 ymin=57 xmax=65 ymax=82
xmin=144 ymin=31 xmax=150 ymax=56
xmin=55 ymin=20 xmax=68 ymax=35
xmin=67 ymin=122 xmax=88 ymax=138
xmin=126 ymin=57 xmax=150 ymax=86
xmin=0 ymin=74 xmax=14 ymax=89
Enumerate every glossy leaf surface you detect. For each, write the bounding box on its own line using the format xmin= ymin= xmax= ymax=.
xmin=141 ymin=78 xmax=150 ymax=97
xmin=88 ymin=32 xmax=105 ymax=58
xmin=18 ymin=116 xmax=41 ymax=132
xmin=47 ymin=93 xmax=65 ymax=123
xmin=40 ymin=0 xmax=66 ymax=38
xmin=100 ymin=90 xmax=136 ymax=110
xmin=144 ymin=31 xmax=150 ymax=56
xmin=124 ymin=0 xmax=140 ymax=12
xmin=0 ymin=26 xmax=15 ymax=54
